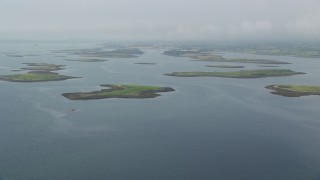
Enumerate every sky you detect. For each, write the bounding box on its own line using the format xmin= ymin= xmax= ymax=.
xmin=0 ymin=0 xmax=320 ymax=41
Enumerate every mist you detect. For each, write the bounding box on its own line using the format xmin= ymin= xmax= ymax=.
xmin=0 ymin=0 xmax=319 ymax=41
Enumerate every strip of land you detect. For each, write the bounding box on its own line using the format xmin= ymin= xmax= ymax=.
xmin=266 ymin=85 xmax=320 ymax=97
xmin=62 ymin=84 xmax=175 ymax=100
xmin=164 ymin=69 xmax=304 ymax=78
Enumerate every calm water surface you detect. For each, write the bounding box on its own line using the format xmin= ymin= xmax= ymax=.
xmin=0 ymin=43 xmax=320 ymax=180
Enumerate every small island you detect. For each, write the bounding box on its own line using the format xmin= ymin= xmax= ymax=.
xmin=62 ymin=84 xmax=175 ymax=100
xmin=0 ymin=71 xmax=80 ymax=82
xmin=164 ymin=69 xmax=304 ymax=78
xmin=206 ymin=65 xmax=244 ymax=68
xmin=134 ymin=63 xmax=157 ymax=65
xmin=266 ymin=85 xmax=320 ymax=97
xmin=64 ymin=58 xmax=108 ymax=62
xmin=20 ymin=63 xmax=65 ymax=71
xmin=7 ymin=55 xmax=23 ymax=57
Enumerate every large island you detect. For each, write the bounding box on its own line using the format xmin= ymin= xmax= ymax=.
xmin=266 ymin=85 xmax=320 ymax=97
xmin=62 ymin=84 xmax=175 ymax=100
xmin=164 ymin=69 xmax=304 ymax=78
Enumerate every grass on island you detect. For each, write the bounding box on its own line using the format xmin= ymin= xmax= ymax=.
xmin=266 ymin=85 xmax=320 ymax=97
xmin=206 ymin=65 xmax=244 ymax=68
xmin=62 ymin=84 xmax=175 ymax=100
xmin=20 ymin=63 xmax=65 ymax=71
xmin=64 ymin=58 xmax=107 ymax=62
xmin=0 ymin=71 xmax=80 ymax=82
xmin=164 ymin=69 xmax=304 ymax=78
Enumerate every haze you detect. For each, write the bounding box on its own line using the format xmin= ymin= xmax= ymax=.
xmin=0 ymin=0 xmax=319 ymax=41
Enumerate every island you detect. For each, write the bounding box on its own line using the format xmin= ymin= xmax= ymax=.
xmin=134 ymin=63 xmax=157 ymax=65
xmin=163 ymin=49 xmax=290 ymax=64
xmin=206 ymin=65 xmax=244 ymax=68
xmin=20 ymin=63 xmax=65 ymax=71
xmin=64 ymin=58 xmax=108 ymax=62
xmin=6 ymin=55 xmax=23 ymax=57
xmin=258 ymin=65 xmax=281 ymax=67
xmin=62 ymin=84 xmax=175 ymax=100
xmin=266 ymin=85 xmax=320 ymax=97
xmin=0 ymin=71 xmax=80 ymax=82
xmin=164 ymin=69 xmax=304 ymax=78
xmin=54 ymin=48 xmax=143 ymax=58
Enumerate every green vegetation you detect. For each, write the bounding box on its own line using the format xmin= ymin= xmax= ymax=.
xmin=0 ymin=71 xmax=79 ymax=82
xmin=164 ymin=69 xmax=304 ymax=78
xmin=20 ymin=63 xmax=65 ymax=71
xmin=206 ymin=65 xmax=244 ymax=68
xmin=163 ymin=49 xmax=289 ymax=64
xmin=65 ymin=58 xmax=107 ymax=62
xmin=62 ymin=84 xmax=175 ymax=100
xmin=266 ymin=85 xmax=320 ymax=97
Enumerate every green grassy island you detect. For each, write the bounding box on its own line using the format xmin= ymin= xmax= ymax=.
xmin=62 ymin=84 xmax=175 ymax=100
xmin=20 ymin=63 xmax=65 ymax=71
xmin=206 ymin=65 xmax=244 ymax=68
xmin=0 ymin=71 xmax=80 ymax=82
xmin=64 ymin=58 xmax=108 ymax=62
xmin=164 ymin=69 xmax=304 ymax=78
xmin=266 ymin=85 xmax=320 ymax=97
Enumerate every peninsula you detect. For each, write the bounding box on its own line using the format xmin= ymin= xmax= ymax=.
xmin=62 ymin=84 xmax=175 ymax=100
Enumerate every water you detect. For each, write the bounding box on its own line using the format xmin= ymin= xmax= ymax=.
xmin=0 ymin=43 xmax=320 ymax=180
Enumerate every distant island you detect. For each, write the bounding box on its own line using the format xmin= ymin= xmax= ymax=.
xmin=0 ymin=71 xmax=80 ymax=82
xmin=163 ymin=49 xmax=290 ymax=64
xmin=20 ymin=63 xmax=65 ymax=71
xmin=164 ymin=69 xmax=304 ymax=78
xmin=62 ymin=84 xmax=175 ymax=100
xmin=266 ymin=85 xmax=320 ymax=97
xmin=206 ymin=65 xmax=244 ymax=68
xmin=134 ymin=63 xmax=157 ymax=65
xmin=0 ymin=63 xmax=80 ymax=82
xmin=54 ymin=48 xmax=143 ymax=58
xmin=6 ymin=55 xmax=23 ymax=57
xmin=65 ymin=58 xmax=108 ymax=62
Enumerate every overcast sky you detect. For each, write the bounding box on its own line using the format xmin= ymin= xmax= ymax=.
xmin=0 ymin=0 xmax=319 ymax=41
